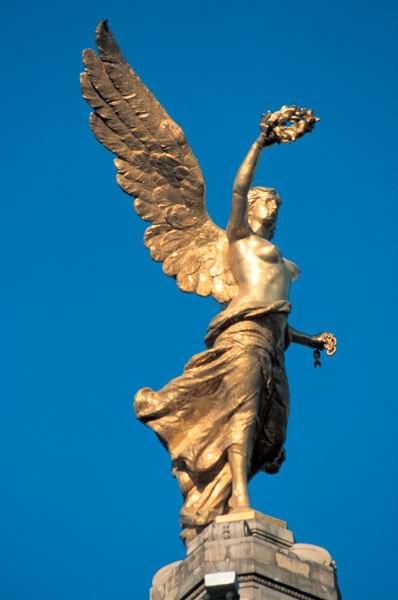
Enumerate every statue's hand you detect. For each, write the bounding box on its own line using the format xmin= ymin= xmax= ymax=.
xmin=312 ymin=332 xmax=337 ymax=356
xmin=260 ymin=106 xmax=319 ymax=147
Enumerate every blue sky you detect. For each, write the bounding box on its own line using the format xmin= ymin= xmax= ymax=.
xmin=1 ymin=0 xmax=397 ymax=598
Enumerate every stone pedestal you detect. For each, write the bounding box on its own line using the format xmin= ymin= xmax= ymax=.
xmin=150 ymin=511 xmax=341 ymax=600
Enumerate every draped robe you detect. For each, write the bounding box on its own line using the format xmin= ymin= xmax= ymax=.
xmin=135 ymin=300 xmax=291 ymax=542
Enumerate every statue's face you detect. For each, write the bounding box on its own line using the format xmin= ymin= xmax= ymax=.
xmin=249 ymin=191 xmax=281 ymax=230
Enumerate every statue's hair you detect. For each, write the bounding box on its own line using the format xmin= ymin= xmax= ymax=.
xmin=248 ymin=186 xmax=280 ymax=208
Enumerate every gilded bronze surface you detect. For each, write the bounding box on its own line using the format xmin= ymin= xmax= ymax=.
xmin=81 ymin=21 xmax=337 ymax=544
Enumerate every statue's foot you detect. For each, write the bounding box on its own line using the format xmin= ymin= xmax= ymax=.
xmin=228 ymin=491 xmax=250 ymax=512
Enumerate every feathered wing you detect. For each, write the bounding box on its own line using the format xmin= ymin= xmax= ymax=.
xmin=80 ymin=20 xmax=238 ymax=303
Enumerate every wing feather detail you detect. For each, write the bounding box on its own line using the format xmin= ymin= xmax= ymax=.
xmin=81 ymin=20 xmax=238 ymax=303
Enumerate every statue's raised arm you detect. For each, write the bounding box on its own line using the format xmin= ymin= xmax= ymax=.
xmin=227 ymin=107 xmax=319 ymax=244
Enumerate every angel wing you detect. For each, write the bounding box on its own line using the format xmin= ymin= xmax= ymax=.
xmin=81 ymin=20 xmax=238 ymax=304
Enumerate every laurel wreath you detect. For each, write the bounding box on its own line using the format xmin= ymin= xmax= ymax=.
xmin=260 ymin=105 xmax=319 ymax=145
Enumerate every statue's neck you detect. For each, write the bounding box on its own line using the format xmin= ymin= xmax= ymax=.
xmin=250 ymin=221 xmax=274 ymax=240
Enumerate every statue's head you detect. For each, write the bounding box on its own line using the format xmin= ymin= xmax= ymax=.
xmin=248 ymin=186 xmax=281 ymax=238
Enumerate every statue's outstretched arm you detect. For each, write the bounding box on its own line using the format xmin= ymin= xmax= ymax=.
xmin=226 ymin=107 xmax=320 ymax=243
xmin=227 ymin=133 xmax=266 ymax=241
xmin=289 ymin=326 xmax=336 ymax=355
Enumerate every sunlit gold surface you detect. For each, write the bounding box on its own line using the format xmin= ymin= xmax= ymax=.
xmin=81 ymin=20 xmax=337 ymax=544
xmin=323 ymin=333 xmax=337 ymax=356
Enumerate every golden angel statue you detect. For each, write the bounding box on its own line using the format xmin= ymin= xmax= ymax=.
xmin=81 ymin=21 xmax=336 ymax=544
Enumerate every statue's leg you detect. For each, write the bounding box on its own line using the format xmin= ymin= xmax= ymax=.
xmin=228 ymin=415 xmax=257 ymax=511
xmin=227 ymin=406 xmax=258 ymax=510
xmin=228 ymin=442 xmax=251 ymax=511
xmin=223 ymin=350 xmax=262 ymax=512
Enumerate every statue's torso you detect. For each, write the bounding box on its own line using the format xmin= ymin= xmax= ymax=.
xmin=227 ymin=235 xmax=299 ymax=310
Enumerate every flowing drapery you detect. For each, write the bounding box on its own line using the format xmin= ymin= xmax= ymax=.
xmin=135 ymin=301 xmax=290 ymax=541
